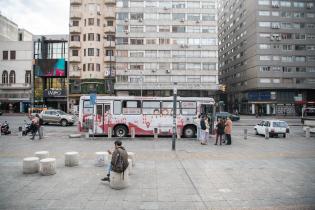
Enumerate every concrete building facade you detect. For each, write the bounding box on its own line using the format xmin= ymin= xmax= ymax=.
xmin=115 ymin=0 xmax=218 ymax=97
xmin=0 ymin=14 xmax=33 ymax=113
xmin=218 ymin=0 xmax=315 ymax=115
xmin=68 ymin=0 xmax=219 ymax=109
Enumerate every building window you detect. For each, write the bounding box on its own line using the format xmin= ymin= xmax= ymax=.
xmin=3 ymin=51 xmax=8 ymax=60
xmin=88 ymin=48 xmax=94 ymax=56
xmin=106 ymin=50 xmax=113 ymax=56
xmin=88 ymin=18 xmax=94 ymax=25
xmin=88 ymin=63 xmax=94 ymax=71
xmin=72 ymin=20 xmax=79 ymax=26
xmin=10 ymin=51 xmax=16 ymax=60
xmin=25 ymin=71 xmax=31 ymax=84
xmin=96 ymin=63 xmax=100 ymax=71
xmin=88 ymin=33 xmax=94 ymax=41
xmin=9 ymin=70 xmax=15 ymax=84
xmin=83 ymin=64 xmax=86 ymax=71
xmin=97 ymin=34 xmax=100 ymax=41
xmin=71 ymin=35 xmax=80 ymax=41
xmin=107 ymin=20 xmax=113 ymax=26
xmin=72 ymin=50 xmax=79 ymax=56
xmin=97 ymin=18 xmax=100 ymax=26
xmin=2 ymin=70 xmax=8 ymax=84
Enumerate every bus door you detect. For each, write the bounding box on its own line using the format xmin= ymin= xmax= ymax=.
xmin=94 ymin=103 xmax=111 ymax=134
xmin=200 ymin=104 xmax=215 ymax=133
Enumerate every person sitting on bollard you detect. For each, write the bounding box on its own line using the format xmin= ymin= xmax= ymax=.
xmin=101 ymin=140 xmax=129 ymax=182
xmin=30 ymin=114 xmax=41 ymax=140
xmin=215 ymin=119 xmax=225 ymax=145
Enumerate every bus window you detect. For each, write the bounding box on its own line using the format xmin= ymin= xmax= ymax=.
xmin=114 ymin=100 xmax=122 ymax=115
xmin=304 ymin=109 xmax=315 ymax=117
xmin=142 ymin=101 xmax=160 ymax=115
xmin=181 ymin=101 xmax=197 ymax=115
xmin=161 ymin=101 xmax=179 ymax=115
xmin=122 ymin=100 xmax=141 ymax=115
xmin=83 ymin=100 xmax=93 ymax=115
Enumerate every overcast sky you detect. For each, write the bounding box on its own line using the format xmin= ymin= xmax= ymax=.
xmin=0 ymin=0 xmax=69 ymax=35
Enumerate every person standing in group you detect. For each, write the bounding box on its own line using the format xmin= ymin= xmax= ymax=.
xmin=200 ymin=115 xmax=207 ymax=145
xmin=194 ymin=113 xmax=201 ymax=141
xmin=204 ymin=116 xmax=210 ymax=144
xmin=224 ymin=117 xmax=233 ymax=145
xmin=215 ymin=119 xmax=225 ymax=145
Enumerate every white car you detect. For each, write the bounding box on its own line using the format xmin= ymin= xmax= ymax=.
xmin=254 ymin=120 xmax=290 ymax=138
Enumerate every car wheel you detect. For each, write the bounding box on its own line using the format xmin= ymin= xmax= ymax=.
xmin=61 ymin=119 xmax=68 ymax=127
xmin=283 ymin=134 xmax=286 ymax=138
xmin=183 ymin=126 xmax=196 ymax=138
xmin=255 ymin=129 xmax=258 ymax=135
xmin=114 ymin=125 xmax=128 ymax=137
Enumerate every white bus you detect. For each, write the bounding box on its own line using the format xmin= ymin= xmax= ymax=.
xmin=78 ymin=95 xmax=215 ymax=138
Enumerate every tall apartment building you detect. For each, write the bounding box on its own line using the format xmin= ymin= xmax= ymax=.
xmin=69 ymin=0 xmax=116 ymax=111
xmin=115 ymin=0 xmax=218 ymax=97
xmin=69 ymin=0 xmax=219 ymax=108
xmin=0 ymin=14 xmax=33 ymax=113
xmin=218 ymin=0 xmax=315 ymax=116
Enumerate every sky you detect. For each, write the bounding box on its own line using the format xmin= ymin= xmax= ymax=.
xmin=0 ymin=0 xmax=69 ymax=35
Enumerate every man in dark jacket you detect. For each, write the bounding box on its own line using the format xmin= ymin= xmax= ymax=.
xmin=101 ymin=140 xmax=129 ymax=181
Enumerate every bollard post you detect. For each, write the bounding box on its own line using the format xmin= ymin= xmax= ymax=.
xmin=265 ymin=127 xmax=269 ymax=140
xmin=131 ymin=127 xmax=135 ymax=139
xmin=85 ymin=132 xmax=89 ymax=139
xmin=244 ymin=128 xmax=247 ymax=140
xmin=154 ymin=128 xmax=158 ymax=139
xmin=108 ymin=127 xmax=112 ymax=138
xmin=306 ymin=127 xmax=310 ymax=138
xmin=176 ymin=128 xmax=181 ymax=139
xmin=18 ymin=126 xmax=23 ymax=137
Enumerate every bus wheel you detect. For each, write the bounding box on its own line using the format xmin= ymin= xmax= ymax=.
xmin=183 ymin=126 xmax=196 ymax=138
xmin=114 ymin=125 xmax=128 ymax=137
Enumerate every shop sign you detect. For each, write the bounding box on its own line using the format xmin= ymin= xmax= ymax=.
xmin=43 ymin=90 xmax=66 ymax=97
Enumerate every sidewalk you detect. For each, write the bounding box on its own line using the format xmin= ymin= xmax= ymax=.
xmin=0 ymin=132 xmax=314 ymax=210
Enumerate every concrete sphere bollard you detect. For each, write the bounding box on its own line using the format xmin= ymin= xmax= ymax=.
xmin=109 ymin=170 xmax=129 ymax=190
xmin=127 ymin=158 xmax=133 ymax=175
xmin=95 ymin=152 xmax=108 ymax=167
xmin=39 ymin=158 xmax=56 ymax=176
xmin=34 ymin=151 xmax=49 ymax=160
xmin=127 ymin=152 xmax=136 ymax=167
xmin=65 ymin=152 xmax=79 ymax=167
xmin=23 ymin=157 xmax=40 ymax=174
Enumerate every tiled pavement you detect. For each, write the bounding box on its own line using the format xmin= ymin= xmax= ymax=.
xmin=0 ymin=122 xmax=314 ymax=210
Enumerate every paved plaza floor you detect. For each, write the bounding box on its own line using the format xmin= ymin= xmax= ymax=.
xmin=0 ymin=116 xmax=314 ymax=210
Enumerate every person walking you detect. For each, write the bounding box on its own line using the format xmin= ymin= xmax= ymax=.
xmin=101 ymin=140 xmax=129 ymax=182
xmin=200 ymin=115 xmax=207 ymax=145
xmin=225 ymin=117 xmax=233 ymax=145
xmin=215 ymin=119 xmax=225 ymax=145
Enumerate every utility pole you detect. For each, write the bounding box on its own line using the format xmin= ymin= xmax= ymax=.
xmin=172 ymin=83 xmax=177 ymax=151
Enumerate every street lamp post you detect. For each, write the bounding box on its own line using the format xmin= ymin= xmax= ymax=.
xmin=172 ymin=83 xmax=177 ymax=151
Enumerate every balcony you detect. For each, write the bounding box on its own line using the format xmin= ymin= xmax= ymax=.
xmin=70 ymin=26 xmax=81 ymax=33
xmin=0 ymin=83 xmax=31 ymax=90
xmin=69 ymin=41 xmax=81 ymax=48
xmin=104 ymin=56 xmax=116 ymax=62
xmin=70 ymin=11 xmax=81 ymax=19
xmin=69 ymin=56 xmax=81 ymax=62
xmin=103 ymin=40 xmax=115 ymax=48
xmin=104 ymin=0 xmax=116 ymax=4
xmin=104 ymin=10 xmax=115 ymax=18
xmin=70 ymin=0 xmax=82 ymax=5
xmin=0 ymin=93 xmax=31 ymax=100
xmin=104 ymin=26 xmax=115 ymax=33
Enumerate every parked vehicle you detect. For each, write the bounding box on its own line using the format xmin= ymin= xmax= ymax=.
xmin=22 ymin=120 xmax=32 ymax=136
xmin=301 ymin=107 xmax=315 ymax=133
xmin=39 ymin=109 xmax=75 ymax=126
xmin=254 ymin=120 xmax=289 ymax=138
xmin=1 ymin=121 xmax=11 ymax=135
xmin=215 ymin=112 xmax=240 ymax=121
xmin=78 ymin=96 xmax=215 ymax=138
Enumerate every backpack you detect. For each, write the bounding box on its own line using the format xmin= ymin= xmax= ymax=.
xmin=200 ymin=119 xmax=206 ymax=130
xmin=112 ymin=149 xmax=128 ymax=173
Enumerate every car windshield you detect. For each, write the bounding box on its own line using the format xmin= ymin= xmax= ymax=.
xmin=57 ymin=110 xmax=67 ymax=115
xmin=273 ymin=122 xmax=288 ymax=128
